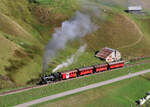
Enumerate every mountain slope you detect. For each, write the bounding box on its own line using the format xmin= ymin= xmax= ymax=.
xmin=0 ymin=0 xmax=44 ymax=88
xmin=0 ymin=0 xmax=150 ymax=89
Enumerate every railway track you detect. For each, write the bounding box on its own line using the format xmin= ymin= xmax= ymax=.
xmin=0 ymin=58 xmax=150 ymax=97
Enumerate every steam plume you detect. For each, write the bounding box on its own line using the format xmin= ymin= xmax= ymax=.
xmin=43 ymin=11 xmax=97 ymax=75
xmin=52 ymin=44 xmax=87 ymax=72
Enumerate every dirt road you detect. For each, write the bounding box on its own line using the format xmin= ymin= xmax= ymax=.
xmin=14 ymin=69 xmax=150 ymax=107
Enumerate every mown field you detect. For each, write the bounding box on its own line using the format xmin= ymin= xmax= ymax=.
xmin=33 ymin=72 xmax=150 ymax=107
xmin=0 ymin=62 xmax=150 ymax=107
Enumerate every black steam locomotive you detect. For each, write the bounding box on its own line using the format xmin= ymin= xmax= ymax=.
xmin=39 ymin=61 xmax=124 ymax=85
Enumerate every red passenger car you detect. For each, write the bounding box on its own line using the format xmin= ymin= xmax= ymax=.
xmin=109 ymin=61 xmax=124 ymax=69
xmin=61 ymin=69 xmax=78 ymax=80
xmin=94 ymin=64 xmax=108 ymax=72
xmin=78 ymin=66 xmax=94 ymax=76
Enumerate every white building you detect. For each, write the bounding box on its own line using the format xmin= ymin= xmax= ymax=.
xmin=128 ymin=6 xmax=142 ymax=11
xmin=95 ymin=47 xmax=121 ymax=63
xmin=125 ymin=6 xmax=144 ymax=14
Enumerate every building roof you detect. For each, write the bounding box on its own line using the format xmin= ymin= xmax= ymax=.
xmin=128 ymin=6 xmax=142 ymax=11
xmin=95 ymin=47 xmax=115 ymax=59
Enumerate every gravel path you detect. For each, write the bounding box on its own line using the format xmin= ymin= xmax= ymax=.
xmin=14 ymin=69 xmax=150 ymax=107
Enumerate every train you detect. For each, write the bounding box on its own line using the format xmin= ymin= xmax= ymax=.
xmin=39 ymin=61 xmax=124 ymax=85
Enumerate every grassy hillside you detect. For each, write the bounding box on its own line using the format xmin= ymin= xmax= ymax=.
xmin=0 ymin=0 xmax=79 ymax=88
xmin=0 ymin=0 xmax=46 ymax=88
xmin=0 ymin=0 xmax=150 ymax=89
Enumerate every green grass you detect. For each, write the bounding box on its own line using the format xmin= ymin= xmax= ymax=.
xmin=34 ymin=73 xmax=150 ymax=107
xmin=46 ymin=43 xmax=102 ymax=73
xmin=35 ymin=0 xmax=79 ymax=15
xmin=0 ymin=62 xmax=150 ymax=107
xmin=127 ymin=12 xmax=150 ymax=41
xmin=0 ymin=0 xmax=150 ymax=94
xmin=0 ymin=0 xmax=79 ymax=88
xmin=0 ymin=0 xmax=150 ymax=106
xmin=0 ymin=0 xmax=45 ymax=88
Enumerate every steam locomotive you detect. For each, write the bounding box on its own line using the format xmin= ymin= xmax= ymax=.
xmin=39 ymin=61 xmax=124 ymax=85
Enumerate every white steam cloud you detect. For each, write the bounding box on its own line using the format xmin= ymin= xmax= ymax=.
xmin=43 ymin=11 xmax=98 ymax=75
xmin=52 ymin=44 xmax=87 ymax=72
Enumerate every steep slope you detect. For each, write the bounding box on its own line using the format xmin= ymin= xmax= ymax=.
xmin=0 ymin=0 xmax=45 ymax=88
xmin=0 ymin=0 xmax=150 ymax=89
xmin=0 ymin=34 xmax=21 ymax=73
xmin=84 ymin=12 xmax=150 ymax=57
xmin=0 ymin=35 xmax=24 ymax=88
xmin=0 ymin=13 xmax=32 ymax=38
xmin=0 ymin=0 xmax=79 ymax=88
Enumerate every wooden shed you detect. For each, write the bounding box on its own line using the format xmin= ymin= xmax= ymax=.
xmin=95 ymin=47 xmax=121 ymax=63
